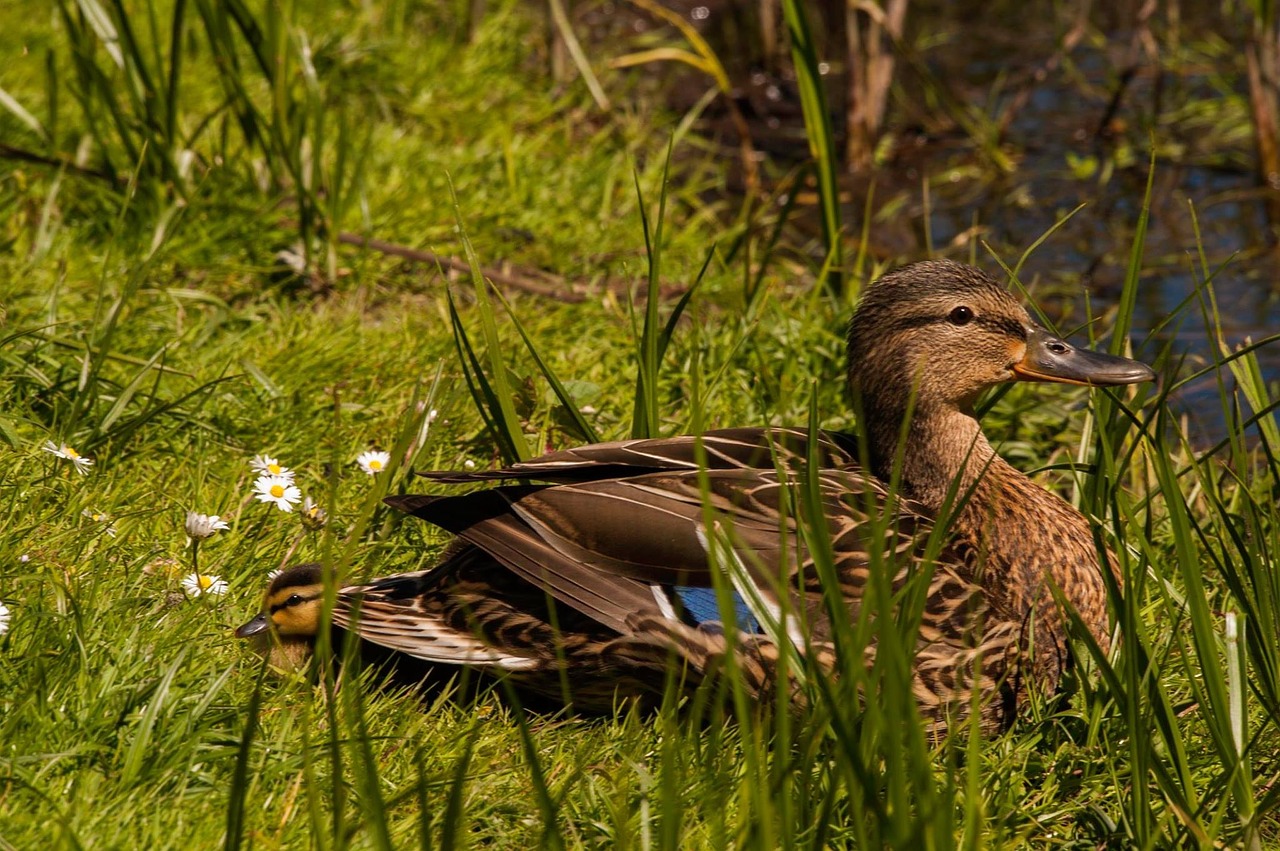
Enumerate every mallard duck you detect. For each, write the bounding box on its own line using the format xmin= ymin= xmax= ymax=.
xmin=237 ymin=260 xmax=1154 ymax=732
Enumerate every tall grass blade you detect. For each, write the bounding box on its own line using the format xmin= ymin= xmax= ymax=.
xmin=343 ymin=672 xmax=395 ymax=851
xmin=438 ymin=724 xmax=478 ymax=851
xmin=631 ymin=139 xmax=671 ymax=439
xmin=780 ymin=0 xmax=843 ymax=295
xmin=0 ymin=85 xmax=50 ymax=141
xmin=449 ymin=182 xmax=532 ymax=461
xmin=224 ymin=657 xmax=269 ymax=851
xmin=547 ymin=0 xmax=610 ymax=110
xmin=491 ymin=287 xmax=601 ymax=444
xmin=446 ymin=286 xmax=526 ymax=466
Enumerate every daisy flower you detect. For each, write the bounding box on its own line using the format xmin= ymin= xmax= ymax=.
xmin=300 ymin=496 xmax=327 ymax=531
xmin=82 ymin=509 xmax=118 ymax=537
xmin=250 ymin=454 xmax=295 ymax=482
xmin=42 ymin=440 xmax=93 ymax=474
xmin=0 ymin=602 xmax=9 ymax=636
xmin=185 ymin=511 xmax=230 ymax=540
xmin=356 ymin=450 xmax=391 ymax=475
xmin=181 ymin=573 xmax=228 ymax=597
xmin=254 ymin=474 xmax=302 ymax=511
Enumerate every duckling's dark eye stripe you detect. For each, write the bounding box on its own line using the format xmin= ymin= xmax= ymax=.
xmin=270 ymin=593 xmax=319 ymax=613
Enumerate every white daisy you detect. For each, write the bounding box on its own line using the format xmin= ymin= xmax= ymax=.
xmin=82 ymin=509 xmax=118 ymax=537
xmin=181 ymin=573 xmax=228 ymax=597
xmin=254 ymin=474 xmax=302 ymax=511
xmin=250 ymin=454 xmax=294 ymax=482
xmin=356 ymin=450 xmax=391 ymax=475
xmin=42 ymin=440 xmax=93 ymax=474
xmin=0 ymin=602 xmax=10 ymax=636
xmin=185 ymin=511 xmax=230 ymax=540
xmin=300 ymin=496 xmax=327 ymax=531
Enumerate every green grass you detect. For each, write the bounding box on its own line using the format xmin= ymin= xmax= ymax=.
xmin=1 ymin=1 xmax=1279 ymax=848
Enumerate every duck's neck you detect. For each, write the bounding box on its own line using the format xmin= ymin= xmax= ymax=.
xmin=864 ymin=398 xmax=1113 ymax=669
xmin=866 ymin=401 xmax=1000 ymax=516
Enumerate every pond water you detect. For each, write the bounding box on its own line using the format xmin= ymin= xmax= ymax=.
xmin=595 ymin=0 xmax=1280 ymax=442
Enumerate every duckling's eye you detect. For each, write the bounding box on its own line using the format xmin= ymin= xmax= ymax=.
xmin=285 ymin=594 xmax=304 ymax=607
xmin=948 ymin=306 xmax=974 ymax=325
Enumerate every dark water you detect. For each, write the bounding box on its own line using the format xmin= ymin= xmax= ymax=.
xmin=593 ymin=0 xmax=1280 ymax=441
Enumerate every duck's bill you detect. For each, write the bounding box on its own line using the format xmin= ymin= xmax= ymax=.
xmin=1013 ymin=327 xmax=1155 ymax=386
xmin=235 ymin=612 xmax=270 ymax=638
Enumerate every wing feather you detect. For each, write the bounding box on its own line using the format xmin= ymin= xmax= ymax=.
xmin=417 ymin=427 xmax=860 ymax=483
xmin=386 ymin=492 xmax=660 ymax=632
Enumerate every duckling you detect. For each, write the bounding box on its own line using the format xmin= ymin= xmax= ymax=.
xmin=236 ymin=260 xmax=1154 ymax=731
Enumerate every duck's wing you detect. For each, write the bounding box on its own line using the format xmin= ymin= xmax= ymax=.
xmin=417 ymin=427 xmax=861 ymax=483
xmin=386 ymin=487 xmax=665 ymax=634
xmin=331 ymin=559 xmax=546 ymax=670
xmin=387 ymin=467 xmax=933 ymax=627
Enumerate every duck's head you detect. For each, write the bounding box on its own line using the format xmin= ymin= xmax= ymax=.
xmin=847 ymin=260 xmax=1154 ymax=417
xmin=235 ymin=563 xmax=329 ymax=671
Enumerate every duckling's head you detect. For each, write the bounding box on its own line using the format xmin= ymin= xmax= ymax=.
xmin=235 ymin=563 xmax=329 ymax=671
xmin=847 ymin=260 xmax=1153 ymax=417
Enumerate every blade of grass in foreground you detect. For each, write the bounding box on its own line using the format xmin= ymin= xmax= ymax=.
xmin=224 ymin=656 xmax=269 ymax=851
xmin=631 ymin=139 xmax=672 ymax=440
xmin=442 ymin=223 xmax=532 ymax=462
xmin=780 ymin=0 xmax=843 ymax=297
xmin=341 ymin=665 xmax=394 ymax=851
xmin=630 ymin=141 xmax=711 ymax=440
xmin=450 ymin=182 xmax=532 ymax=462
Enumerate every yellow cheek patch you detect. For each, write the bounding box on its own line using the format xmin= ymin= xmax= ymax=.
xmin=271 ymin=599 xmax=323 ymax=637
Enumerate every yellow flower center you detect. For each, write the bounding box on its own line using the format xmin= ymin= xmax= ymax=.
xmin=369 ymin=460 xmax=383 ymax=471
xmin=270 ymin=484 xmax=285 ymax=498
xmin=198 ymin=576 xmax=214 ymax=590
xmin=65 ymin=447 xmax=80 ymax=459
xmin=268 ymin=463 xmax=281 ymax=474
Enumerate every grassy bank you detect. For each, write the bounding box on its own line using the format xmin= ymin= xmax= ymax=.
xmin=1 ymin=2 xmax=1278 ymax=848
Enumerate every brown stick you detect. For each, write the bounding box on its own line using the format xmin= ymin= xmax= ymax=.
xmin=1246 ymin=16 xmax=1280 ymax=228
xmin=0 ymin=143 xmax=114 ymax=182
xmin=846 ymin=0 xmax=908 ymax=174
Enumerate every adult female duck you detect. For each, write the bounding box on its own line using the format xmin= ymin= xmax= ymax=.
xmin=237 ymin=260 xmax=1153 ymax=732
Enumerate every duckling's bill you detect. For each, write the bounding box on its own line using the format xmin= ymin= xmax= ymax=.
xmin=1012 ymin=327 xmax=1155 ymax=387
xmin=235 ymin=612 xmax=270 ymax=638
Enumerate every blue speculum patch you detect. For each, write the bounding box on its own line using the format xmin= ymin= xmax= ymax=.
xmin=673 ymin=586 xmax=762 ymax=634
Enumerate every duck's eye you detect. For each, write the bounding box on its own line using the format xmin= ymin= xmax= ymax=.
xmin=948 ymin=306 xmax=974 ymax=325
xmin=1047 ymin=340 xmax=1069 ymax=354
xmin=285 ymin=594 xmax=304 ymax=607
